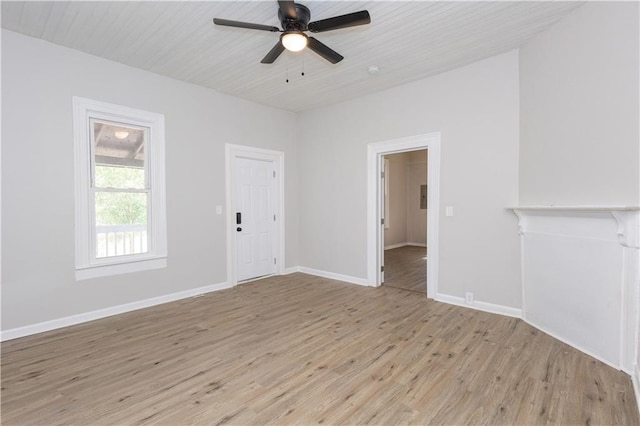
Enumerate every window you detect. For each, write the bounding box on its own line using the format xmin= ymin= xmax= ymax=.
xmin=73 ymin=97 xmax=166 ymax=280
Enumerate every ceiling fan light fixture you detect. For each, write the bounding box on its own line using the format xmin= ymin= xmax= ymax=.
xmin=114 ymin=131 xmax=129 ymax=139
xmin=281 ymin=31 xmax=308 ymax=52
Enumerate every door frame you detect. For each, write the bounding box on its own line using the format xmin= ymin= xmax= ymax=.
xmin=225 ymin=144 xmax=285 ymax=286
xmin=366 ymin=133 xmax=441 ymax=297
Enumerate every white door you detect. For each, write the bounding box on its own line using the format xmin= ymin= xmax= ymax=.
xmin=235 ymin=157 xmax=276 ymax=282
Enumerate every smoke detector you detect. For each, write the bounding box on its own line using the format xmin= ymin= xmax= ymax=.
xmin=367 ymin=65 xmax=380 ymax=76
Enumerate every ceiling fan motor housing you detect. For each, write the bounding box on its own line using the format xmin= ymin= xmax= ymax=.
xmin=279 ymin=3 xmax=311 ymax=31
xmin=213 ymin=1 xmax=370 ymax=64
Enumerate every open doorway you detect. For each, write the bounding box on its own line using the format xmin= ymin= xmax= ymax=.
xmin=382 ymin=150 xmax=428 ymax=293
xmin=366 ymin=132 xmax=440 ymax=298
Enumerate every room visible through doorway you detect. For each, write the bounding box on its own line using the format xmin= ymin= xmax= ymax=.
xmin=381 ymin=149 xmax=428 ymax=293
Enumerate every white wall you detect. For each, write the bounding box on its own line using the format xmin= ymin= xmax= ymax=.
xmin=1 ymin=30 xmax=299 ymax=330
xmin=6 ymin=1 xmax=635 ymax=343
xmin=519 ymin=1 xmax=639 ymax=205
xmin=384 ymin=152 xmax=409 ymax=247
xmin=297 ymin=51 xmax=521 ymax=309
xmin=517 ymin=0 xmax=640 ymax=378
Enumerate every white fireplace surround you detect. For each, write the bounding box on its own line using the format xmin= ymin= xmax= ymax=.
xmin=510 ymin=206 xmax=640 ymax=374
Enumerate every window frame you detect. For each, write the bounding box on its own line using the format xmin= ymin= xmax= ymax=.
xmin=73 ymin=97 xmax=167 ymax=280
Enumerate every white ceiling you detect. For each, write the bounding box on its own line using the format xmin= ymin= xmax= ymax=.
xmin=1 ymin=1 xmax=583 ymax=112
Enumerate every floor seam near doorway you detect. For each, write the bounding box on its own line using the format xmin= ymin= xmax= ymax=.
xmin=382 ymin=245 xmax=427 ymax=293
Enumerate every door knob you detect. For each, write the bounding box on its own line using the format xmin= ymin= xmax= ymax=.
xmin=237 ymin=227 xmax=242 ymax=232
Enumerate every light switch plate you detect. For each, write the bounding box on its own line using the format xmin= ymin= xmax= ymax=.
xmin=216 ymin=205 xmax=223 ymax=215
xmin=446 ymin=206 xmax=453 ymax=217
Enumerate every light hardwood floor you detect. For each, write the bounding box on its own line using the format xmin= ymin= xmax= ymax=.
xmin=384 ymin=246 xmax=427 ymax=293
xmin=2 ymin=273 xmax=638 ymax=425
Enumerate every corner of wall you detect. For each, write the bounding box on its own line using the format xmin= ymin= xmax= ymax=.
xmin=633 ymin=364 xmax=640 ymax=417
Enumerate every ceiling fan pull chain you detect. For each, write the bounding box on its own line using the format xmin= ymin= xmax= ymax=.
xmin=286 ymin=63 xmax=289 ymax=83
xmin=301 ymin=58 xmax=305 ymax=77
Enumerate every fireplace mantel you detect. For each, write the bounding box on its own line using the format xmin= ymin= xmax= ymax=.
xmin=509 ymin=206 xmax=640 ymax=372
xmin=510 ymin=206 xmax=640 ymax=248
xmin=510 ymin=205 xmax=640 ymax=211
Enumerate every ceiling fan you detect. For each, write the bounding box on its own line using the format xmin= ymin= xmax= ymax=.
xmin=213 ymin=1 xmax=371 ymax=64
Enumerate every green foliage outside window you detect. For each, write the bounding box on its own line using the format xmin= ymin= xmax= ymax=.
xmin=95 ymin=166 xmax=147 ymax=226
xmin=95 ymin=165 xmax=144 ymax=189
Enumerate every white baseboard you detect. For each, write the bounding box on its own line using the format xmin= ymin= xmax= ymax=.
xmin=633 ymin=364 xmax=640 ymax=418
xmin=282 ymin=267 xmax=300 ymax=275
xmin=524 ymin=316 xmax=622 ymax=372
xmin=1 ymin=281 xmax=232 ymax=342
xmin=407 ymin=242 xmax=427 ymax=247
xmin=435 ymin=292 xmax=522 ymax=319
xmin=426 ymin=290 xmax=626 ymax=373
xmin=384 ymin=242 xmax=427 ymax=250
xmin=298 ymin=267 xmax=370 ymax=287
xmin=384 ymin=243 xmax=408 ymax=250
xmin=433 ymin=293 xmax=620 ymax=371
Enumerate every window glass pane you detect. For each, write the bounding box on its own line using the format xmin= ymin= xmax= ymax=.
xmin=95 ymin=165 xmax=145 ymax=189
xmin=95 ymin=192 xmax=148 ymax=258
xmin=93 ymin=121 xmax=146 ymax=189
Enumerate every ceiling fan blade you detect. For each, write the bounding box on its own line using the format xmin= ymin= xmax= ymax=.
xmin=307 ymin=37 xmax=343 ymax=64
xmin=308 ymin=10 xmax=371 ymax=33
xmin=213 ymin=18 xmax=280 ymax=32
xmin=261 ymin=41 xmax=286 ymax=64
xmin=278 ymin=1 xmax=298 ymax=20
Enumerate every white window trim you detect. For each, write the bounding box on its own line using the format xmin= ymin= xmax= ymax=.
xmin=73 ymin=97 xmax=167 ymax=280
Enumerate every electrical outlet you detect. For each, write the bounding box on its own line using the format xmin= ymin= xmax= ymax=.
xmin=465 ymin=292 xmax=474 ymax=305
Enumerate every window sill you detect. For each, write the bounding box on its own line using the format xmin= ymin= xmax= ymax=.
xmin=76 ymin=257 xmax=166 ymax=281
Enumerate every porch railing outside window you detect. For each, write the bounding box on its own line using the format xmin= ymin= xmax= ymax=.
xmin=96 ymin=224 xmax=148 ymax=258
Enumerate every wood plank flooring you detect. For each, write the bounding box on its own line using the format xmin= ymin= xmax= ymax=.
xmin=384 ymin=246 xmax=427 ymax=293
xmin=2 ymin=273 xmax=638 ymax=425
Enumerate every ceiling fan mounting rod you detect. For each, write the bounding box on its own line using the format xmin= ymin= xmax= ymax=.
xmin=279 ymin=3 xmax=311 ymax=31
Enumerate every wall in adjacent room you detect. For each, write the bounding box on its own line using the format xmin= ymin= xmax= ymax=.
xmin=406 ymin=150 xmax=428 ymax=246
xmin=383 ymin=150 xmax=428 ymax=249
xmin=384 ymin=152 xmax=409 ymax=248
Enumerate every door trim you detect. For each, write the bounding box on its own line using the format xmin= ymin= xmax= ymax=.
xmin=225 ymin=144 xmax=285 ymax=286
xmin=366 ymin=133 xmax=441 ymax=298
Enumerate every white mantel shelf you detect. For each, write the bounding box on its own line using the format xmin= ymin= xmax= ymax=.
xmin=508 ymin=206 xmax=640 ymax=249
xmin=508 ymin=205 xmax=640 ymax=211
